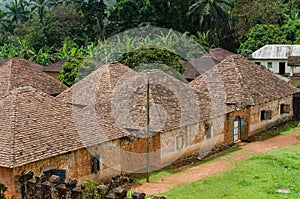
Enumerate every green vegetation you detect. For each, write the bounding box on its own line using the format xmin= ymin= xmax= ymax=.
xmin=0 ymin=183 xmax=7 ymax=199
xmin=82 ymin=178 xmax=107 ymax=199
xmin=162 ymin=145 xmax=300 ymax=199
xmin=0 ymin=0 xmax=299 ymax=86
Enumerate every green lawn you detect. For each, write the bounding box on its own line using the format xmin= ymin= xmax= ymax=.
xmin=161 ymin=145 xmax=300 ymax=199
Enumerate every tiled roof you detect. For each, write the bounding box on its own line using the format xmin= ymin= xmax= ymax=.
xmin=288 ymin=56 xmax=300 ymax=66
xmin=181 ymin=57 xmax=217 ymax=81
xmin=209 ymin=48 xmax=235 ymax=62
xmin=190 ymin=55 xmax=298 ymax=110
xmin=0 ymin=87 xmax=84 ymax=168
xmin=42 ymin=59 xmax=68 ymax=72
xmin=57 ymin=62 xmax=205 ymax=134
xmin=0 ymin=58 xmax=67 ymax=97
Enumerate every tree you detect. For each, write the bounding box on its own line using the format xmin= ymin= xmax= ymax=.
xmin=238 ymin=24 xmax=290 ymax=56
xmin=187 ymin=0 xmax=235 ymax=49
xmin=281 ymin=19 xmax=300 ymax=43
xmin=0 ymin=183 xmax=7 ymax=199
xmin=58 ymin=58 xmax=81 ymax=86
xmin=187 ymin=0 xmax=233 ymax=32
xmin=43 ymin=3 xmax=84 ymax=48
xmin=106 ymin=0 xmax=144 ymax=36
xmin=29 ymin=0 xmax=55 ymax=24
xmin=232 ymin=0 xmax=286 ymax=42
xmin=2 ymin=0 xmax=30 ymax=30
xmin=120 ymin=48 xmax=185 ymax=74
xmin=72 ymin=0 xmax=107 ymax=42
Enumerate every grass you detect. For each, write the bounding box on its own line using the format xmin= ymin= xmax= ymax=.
xmin=161 ymin=145 xmax=300 ymax=199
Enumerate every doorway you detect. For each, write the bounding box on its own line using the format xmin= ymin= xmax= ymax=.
xmin=279 ymin=62 xmax=286 ymax=75
xmin=233 ymin=116 xmax=241 ymax=142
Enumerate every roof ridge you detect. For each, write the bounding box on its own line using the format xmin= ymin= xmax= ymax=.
xmin=233 ymin=56 xmax=255 ymax=105
xmin=9 ymin=92 xmax=18 ymax=168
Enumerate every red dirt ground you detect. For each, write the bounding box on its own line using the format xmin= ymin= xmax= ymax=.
xmin=134 ymin=130 xmax=300 ymax=195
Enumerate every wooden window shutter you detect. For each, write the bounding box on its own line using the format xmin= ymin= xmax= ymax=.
xmin=91 ymin=155 xmax=100 ymax=173
xmin=266 ymin=110 xmax=272 ymax=120
xmin=283 ymin=105 xmax=290 ymax=113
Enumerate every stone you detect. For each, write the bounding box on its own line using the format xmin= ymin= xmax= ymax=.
xmin=113 ymin=187 xmax=127 ymax=198
xmin=71 ymin=187 xmax=84 ymax=199
xmin=48 ymin=175 xmax=61 ymax=185
xmin=276 ymin=188 xmax=291 ymax=194
xmin=132 ymin=192 xmax=146 ymax=199
xmin=35 ymin=173 xmax=47 ymax=183
xmin=152 ymin=196 xmax=166 ymax=199
xmin=104 ymin=193 xmax=116 ymax=199
xmin=22 ymin=171 xmax=34 ymax=181
xmin=65 ymin=179 xmax=77 ymax=189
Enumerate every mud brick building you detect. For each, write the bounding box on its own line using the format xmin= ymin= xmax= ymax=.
xmin=0 ymin=56 xmax=298 ymax=199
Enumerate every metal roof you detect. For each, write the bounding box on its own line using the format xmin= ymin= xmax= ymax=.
xmin=251 ymin=45 xmax=300 ymax=60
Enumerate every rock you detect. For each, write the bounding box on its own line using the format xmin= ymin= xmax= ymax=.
xmin=48 ymin=175 xmax=61 ymax=184
xmin=65 ymin=179 xmax=77 ymax=189
xmin=72 ymin=187 xmax=84 ymax=199
xmin=104 ymin=193 xmax=116 ymax=199
xmin=152 ymin=196 xmax=166 ymax=199
xmin=35 ymin=173 xmax=47 ymax=183
xmin=113 ymin=187 xmax=127 ymax=198
xmin=22 ymin=171 xmax=34 ymax=181
xmin=132 ymin=192 xmax=146 ymax=199
xmin=276 ymin=188 xmax=291 ymax=194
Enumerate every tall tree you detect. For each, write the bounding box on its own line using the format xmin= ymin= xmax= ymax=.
xmin=187 ymin=0 xmax=233 ymax=32
xmin=232 ymin=0 xmax=286 ymax=42
xmin=29 ymin=0 xmax=57 ymax=24
xmin=238 ymin=24 xmax=290 ymax=56
xmin=72 ymin=0 xmax=107 ymax=42
xmin=3 ymin=0 xmax=30 ymax=28
xmin=187 ymin=0 xmax=234 ymax=49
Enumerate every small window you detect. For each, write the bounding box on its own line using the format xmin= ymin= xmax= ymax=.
xmin=176 ymin=135 xmax=184 ymax=150
xmin=205 ymin=124 xmax=212 ymax=139
xmin=91 ymin=155 xmax=100 ymax=174
xmin=280 ymin=104 xmax=290 ymax=114
xmin=255 ymin=62 xmax=261 ymax=65
xmin=261 ymin=110 xmax=272 ymax=121
xmin=267 ymin=62 xmax=272 ymax=68
xmin=260 ymin=110 xmax=265 ymax=121
xmin=266 ymin=110 xmax=272 ymax=120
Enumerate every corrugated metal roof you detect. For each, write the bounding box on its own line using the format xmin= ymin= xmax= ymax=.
xmin=251 ymin=45 xmax=300 ymax=59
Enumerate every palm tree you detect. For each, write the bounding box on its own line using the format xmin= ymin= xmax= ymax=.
xmin=2 ymin=0 xmax=29 ymax=29
xmin=187 ymin=0 xmax=233 ymax=32
xmin=29 ymin=0 xmax=59 ymax=24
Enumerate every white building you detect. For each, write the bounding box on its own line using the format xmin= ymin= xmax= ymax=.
xmin=250 ymin=45 xmax=300 ymax=76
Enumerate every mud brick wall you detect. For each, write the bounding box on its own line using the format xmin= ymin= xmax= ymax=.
xmin=249 ymin=96 xmax=293 ymax=135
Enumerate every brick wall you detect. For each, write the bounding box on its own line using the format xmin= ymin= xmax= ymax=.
xmin=223 ymin=108 xmax=250 ymax=144
xmin=249 ymin=96 xmax=293 ymax=135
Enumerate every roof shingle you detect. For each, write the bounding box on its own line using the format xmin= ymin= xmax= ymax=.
xmin=0 ymin=58 xmax=67 ymax=97
xmin=190 ymin=55 xmax=298 ymax=110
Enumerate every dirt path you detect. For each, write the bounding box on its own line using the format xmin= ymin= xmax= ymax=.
xmin=134 ymin=131 xmax=300 ymax=195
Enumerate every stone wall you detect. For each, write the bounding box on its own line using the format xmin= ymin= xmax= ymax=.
xmin=16 ymin=171 xmax=165 ymax=199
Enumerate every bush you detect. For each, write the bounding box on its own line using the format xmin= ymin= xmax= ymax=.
xmin=0 ymin=183 xmax=7 ymax=199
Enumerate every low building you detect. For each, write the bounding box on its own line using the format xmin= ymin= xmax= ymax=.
xmin=250 ymin=45 xmax=300 ymax=75
xmin=42 ymin=59 xmax=68 ymax=80
xmin=0 ymin=56 xmax=298 ymax=199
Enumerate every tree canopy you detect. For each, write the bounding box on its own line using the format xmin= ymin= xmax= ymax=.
xmin=0 ymin=0 xmax=298 ymax=85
